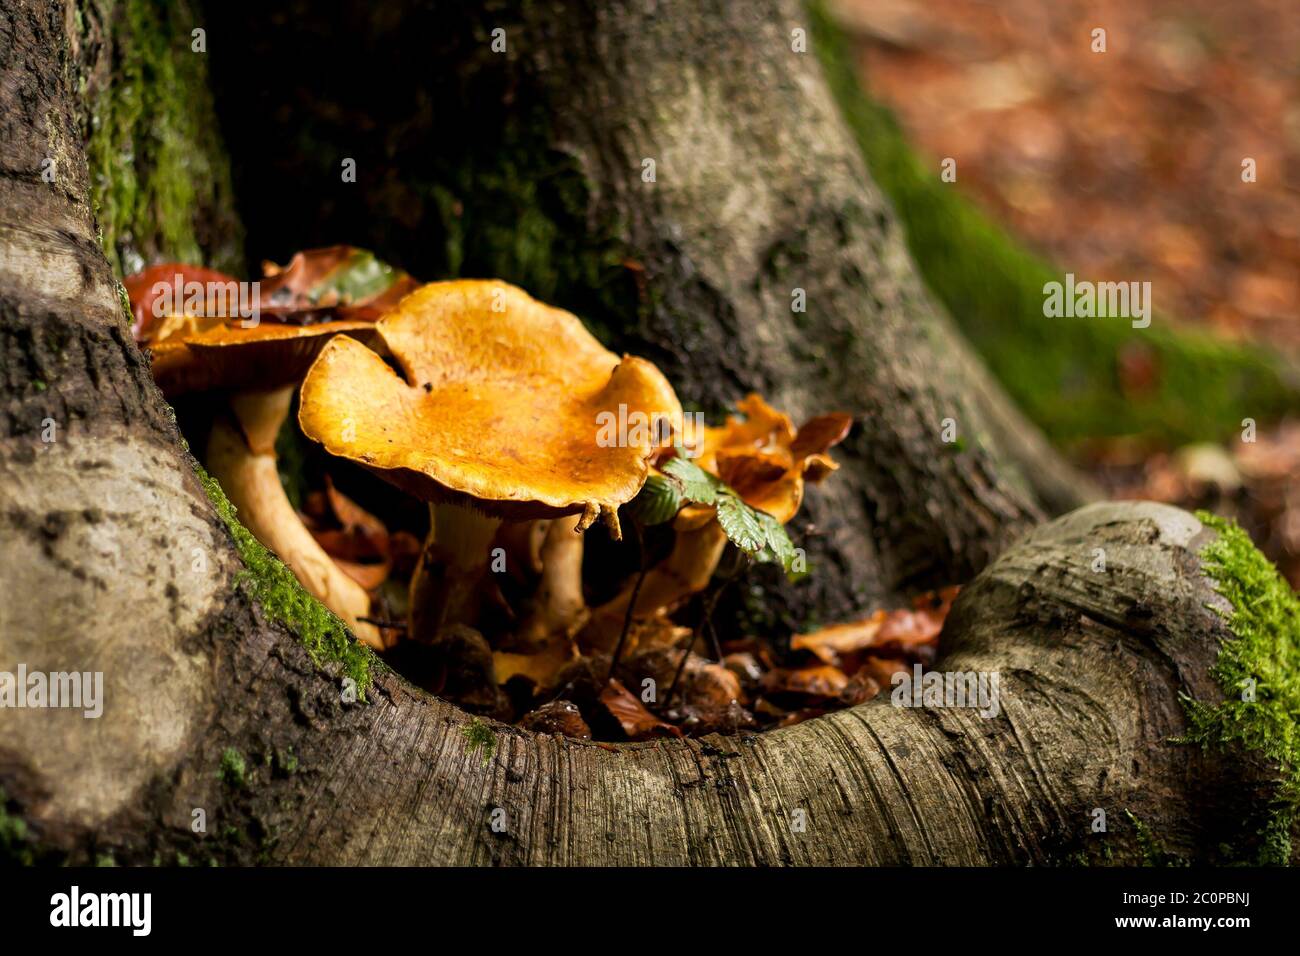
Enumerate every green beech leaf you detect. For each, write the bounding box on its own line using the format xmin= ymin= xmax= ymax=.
xmin=716 ymin=493 xmax=766 ymax=553
xmin=627 ymin=473 xmax=683 ymax=526
xmin=262 ymin=246 xmax=410 ymax=310
xmin=661 ymin=454 xmax=720 ymax=505
xmin=756 ymin=510 xmax=796 ymax=570
xmin=315 ymin=248 xmax=404 ymax=304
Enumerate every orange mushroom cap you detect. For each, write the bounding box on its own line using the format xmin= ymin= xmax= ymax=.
xmin=673 ymin=393 xmax=852 ymax=527
xmin=148 ymin=319 xmax=382 ymax=397
xmin=298 ymin=280 xmax=683 ymax=527
xmin=130 ymin=246 xmax=413 ymax=396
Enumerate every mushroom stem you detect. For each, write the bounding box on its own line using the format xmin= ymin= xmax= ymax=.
xmin=495 ymin=519 xmax=549 ymax=580
xmin=206 ymin=384 xmax=384 ymax=649
xmin=583 ymin=519 xmax=728 ymax=653
xmin=514 ymin=513 xmax=588 ymax=650
xmin=409 ymin=501 xmax=502 ymax=643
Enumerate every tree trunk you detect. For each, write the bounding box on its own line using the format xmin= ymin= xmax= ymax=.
xmin=0 ymin=0 xmax=1291 ymax=866
xmin=204 ymin=0 xmax=1095 ymax=618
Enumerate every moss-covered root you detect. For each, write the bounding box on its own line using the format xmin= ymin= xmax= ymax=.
xmin=808 ymin=1 xmax=1300 ymax=446
xmin=77 ymin=0 xmax=244 ymax=276
xmin=1187 ymin=512 xmax=1300 ymax=864
xmin=195 ymin=463 xmax=374 ymax=698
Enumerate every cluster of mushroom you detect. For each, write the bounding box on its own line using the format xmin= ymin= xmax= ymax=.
xmin=296 ymin=281 xmax=682 ymax=677
xmin=131 ymin=247 xmax=417 ymax=648
xmin=134 ymin=254 xmax=859 ymax=738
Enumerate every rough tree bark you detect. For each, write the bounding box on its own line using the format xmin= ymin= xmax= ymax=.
xmin=0 ymin=0 xmax=1291 ymax=865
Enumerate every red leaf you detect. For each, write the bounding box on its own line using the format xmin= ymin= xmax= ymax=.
xmin=124 ymin=263 xmax=241 ymax=342
xmin=791 ymin=412 xmax=854 ymax=459
xmin=598 ymin=679 xmax=682 ymax=740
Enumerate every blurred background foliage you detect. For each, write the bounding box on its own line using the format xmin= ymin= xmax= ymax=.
xmin=814 ymin=0 xmax=1300 ymax=582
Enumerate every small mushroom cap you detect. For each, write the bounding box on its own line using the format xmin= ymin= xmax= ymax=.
xmin=149 ymin=320 xmax=381 ymax=397
xmin=131 ymin=246 xmax=411 ymax=396
xmin=298 ymin=280 xmax=683 ymax=525
xmin=673 ymin=393 xmax=853 ymax=527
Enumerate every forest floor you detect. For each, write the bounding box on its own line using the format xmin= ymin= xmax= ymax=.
xmin=835 ymin=0 xmax=1300 ymax=585
xmin=836 ymin=0 xmax=1300 ymax=350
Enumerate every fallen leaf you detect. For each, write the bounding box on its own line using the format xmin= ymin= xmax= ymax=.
xmin=875 ymin=606 xmax=947 ymax=653
xmin=308 ymin=478 xmax=392 ymax=589
xmin=791 ymin=611 xmax=887 ymax=665
xmin=598 ymin=678 xmax=683 ymax=740
xmin=839 ymin=671 xmax=882 ymax=706
xmin=124 ymin=263 xmax=243 ymax=342
xmin=723 ymin=651 xmax=764 ymax=687
xmin=675 ymin=653 xmax=744 ymax=713
xmin=259 ymin=245 xmax=417 ymax=323
xmin=857 ymin=656 xmax=912 ymax=690
xmin=494 ymin=637 xmax=579 ymax=690
xmin=676 ymin=698 xmax=757 ymax=735
xmin=761 ymin=664 xmax=850 ymax=699
xmin=333 ymin=557 xmax=390 ymax=590
xmin=325 ymin=476 xmax=389 ymax=542
xmin=792 ymin=588 xmax=959 ymax=667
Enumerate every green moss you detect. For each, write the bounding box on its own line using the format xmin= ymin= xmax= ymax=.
xmin=115 ymin=282 xmax=132 ymax=324
xmin=274 ymin=748 xmax=299 ymax=777
xmin=1125 ymin=811 xmax=1188 ymax=867
xmin=462 ymin=719 xmax=496 ymax=766
xmin=228 ymin=7 xmax=639 ymax=350
xmin=1185 ymin=512 xmax=1300 ymax=864
xmin=416 ymin=104 xmax=629 ymax=348
xmin=154 ymin=847 xmax=211 ymax=867
xmin=196 ymin=462 xmax=374 ymax=697
xmin=0 ymin=788 xmax=33 ymax=866
xmin=219 ymin=747 xmax=247 ymax=789
xmin=808 ymin=2 xmax=1299 ymax=445
xmin=80 ymin=0 xmax=243 ymax=276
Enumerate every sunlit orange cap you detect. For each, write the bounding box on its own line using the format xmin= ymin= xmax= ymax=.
xmin=297 ymin=281 xmax=683 ymax=532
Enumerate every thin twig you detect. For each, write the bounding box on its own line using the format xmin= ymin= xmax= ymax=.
xmin=665 ymin=583 xmax=726 ymax=706
xmin=606 ymin=520 xmax=646 ymax=684
xmin=704 ymin=609 xmax=725 ymax=662
xmin=664 ymin=609 xmax=702 ymax=707
xmin=664 ymin=551 xmax=751 ymax=706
